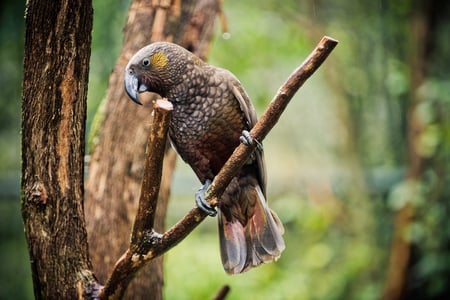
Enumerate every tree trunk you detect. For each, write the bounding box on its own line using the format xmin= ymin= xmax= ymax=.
xmin=381 ymin=2 xmax=432 ymax=299
xmin=21 ymin=0 xmax=93 ymax=299
xmin=85 ymin=0 xmax=220 ymax=298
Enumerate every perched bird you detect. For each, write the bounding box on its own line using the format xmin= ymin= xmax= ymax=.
xmin=124 ymin=42 xmax=284 ymax=274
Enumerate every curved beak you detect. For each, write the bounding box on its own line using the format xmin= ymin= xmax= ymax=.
xmin=124 ymin=69 xmax=146 ymax=105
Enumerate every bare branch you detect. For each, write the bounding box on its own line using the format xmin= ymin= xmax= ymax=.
xmin=206 ymin=36 xmax=339 ymax=203
xmin=99 ymin=36 xmax=338 ymax=299
xmin=100 ymin=100 xmax=173 ymax=299
xmin=131 ymin=99 xmax=173 ymax=245
xmin=213 ymin=285 xmax=231 ymax=300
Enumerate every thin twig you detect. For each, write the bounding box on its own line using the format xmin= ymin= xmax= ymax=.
xmin=212 ymin=285 xmax=230 ymax=300
xmin=99 ymin=36 xmax=338 ymax=299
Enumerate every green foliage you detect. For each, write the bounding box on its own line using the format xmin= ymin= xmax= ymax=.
xmin=165 ymin=192 xmax=383 ymax=300
xmin=0 ymin=1 xmax=24 ymax=172
xmin=0 ymin=198 xmax=33 ymax=299
xmin=87 ymin=0 xmax=130 ymax=134
xmin=0 ymin=1 xmax=30 ymax=298
xmin=209 ymin=1 xmax=310 ymax=108
xmin=167 ymin=1 xmax=450 ymax=299
xmin=2 ymin=0 xmax=450 ymax=299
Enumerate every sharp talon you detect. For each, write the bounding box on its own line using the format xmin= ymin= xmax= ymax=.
xmin=195 ymin=179 xmax=217 ymax=216
xmin=240 ymin=130 xmax=263 ymax=151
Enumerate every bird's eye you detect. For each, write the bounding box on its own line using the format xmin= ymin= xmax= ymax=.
xmin=142 ymin=58 xmax=150 ymax=67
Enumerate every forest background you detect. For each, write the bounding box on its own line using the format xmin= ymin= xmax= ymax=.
xmin=1 ymin=0 xmax=449 ymax=299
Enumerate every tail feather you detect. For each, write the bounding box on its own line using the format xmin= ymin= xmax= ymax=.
xmin=218 ymin=215 xmax=246 ymax=273
xmin=218 ymin=184 xmax=285 ymax=274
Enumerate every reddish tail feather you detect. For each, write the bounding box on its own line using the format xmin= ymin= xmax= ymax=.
xmin=218 ymin=183 xmax=285 ymax=274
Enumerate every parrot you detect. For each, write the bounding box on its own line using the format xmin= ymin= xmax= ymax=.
xmin=124 ymin=42 xmax=284 ymax=274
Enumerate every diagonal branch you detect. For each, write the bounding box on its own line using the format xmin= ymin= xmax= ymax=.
xmin=206 ymin=36 xmax=339 ymax=203
xmin=99 ymin=36 xmax=338 ymax=299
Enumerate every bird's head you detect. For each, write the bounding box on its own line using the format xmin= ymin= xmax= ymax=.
xmin=124 ymin=42 xmax=193 ymax=104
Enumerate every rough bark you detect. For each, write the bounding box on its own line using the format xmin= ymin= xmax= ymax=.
xmin=21 ymin=0 xmax=93 ymax=299
xmin=84 ymin=0 xmax=220 ymax=298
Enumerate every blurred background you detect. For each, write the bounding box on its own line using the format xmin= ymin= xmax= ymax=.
xmin=1 ymin=0 xmax=449 ymax=299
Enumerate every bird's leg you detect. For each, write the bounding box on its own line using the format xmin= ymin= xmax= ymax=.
xmin=195 ymin=179 xmax=217 ymax=216
xmin=240 ymin=130 xmax=263 ymax=152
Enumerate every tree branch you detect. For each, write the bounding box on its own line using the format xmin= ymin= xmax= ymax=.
xmin=213 ymin=285 xmax=230 ymax=300
xmin=99 ymin=36 xmax=338 ymax=299
xmin=100 ymin=99 xmax=173 ymax=299
xmin=206 ymin=36 xmax=339 ymax=203
xmin=131 ymin=99 xmax=173 ymax=245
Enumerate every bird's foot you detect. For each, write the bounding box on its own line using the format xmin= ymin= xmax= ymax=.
xmin=195 ymin=179 xmax=217 ymax=216
xmin=240 ymin=130 xmax=263 ymax=151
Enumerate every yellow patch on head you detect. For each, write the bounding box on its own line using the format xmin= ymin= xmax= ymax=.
xmin=150 ymin=52 xmax=168 ymax=69
xmin=193 ymin=57 xmax=202 ymax=65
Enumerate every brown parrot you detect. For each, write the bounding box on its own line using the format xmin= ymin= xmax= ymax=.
xmin=124 ymin=42 xmax=284 ymax=274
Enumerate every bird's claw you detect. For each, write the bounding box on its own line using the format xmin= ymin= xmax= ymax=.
xmin=240 ymin=130 xmax=263 ymax=151
xmin=195 ymin=179 xmax=217 ymax=216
